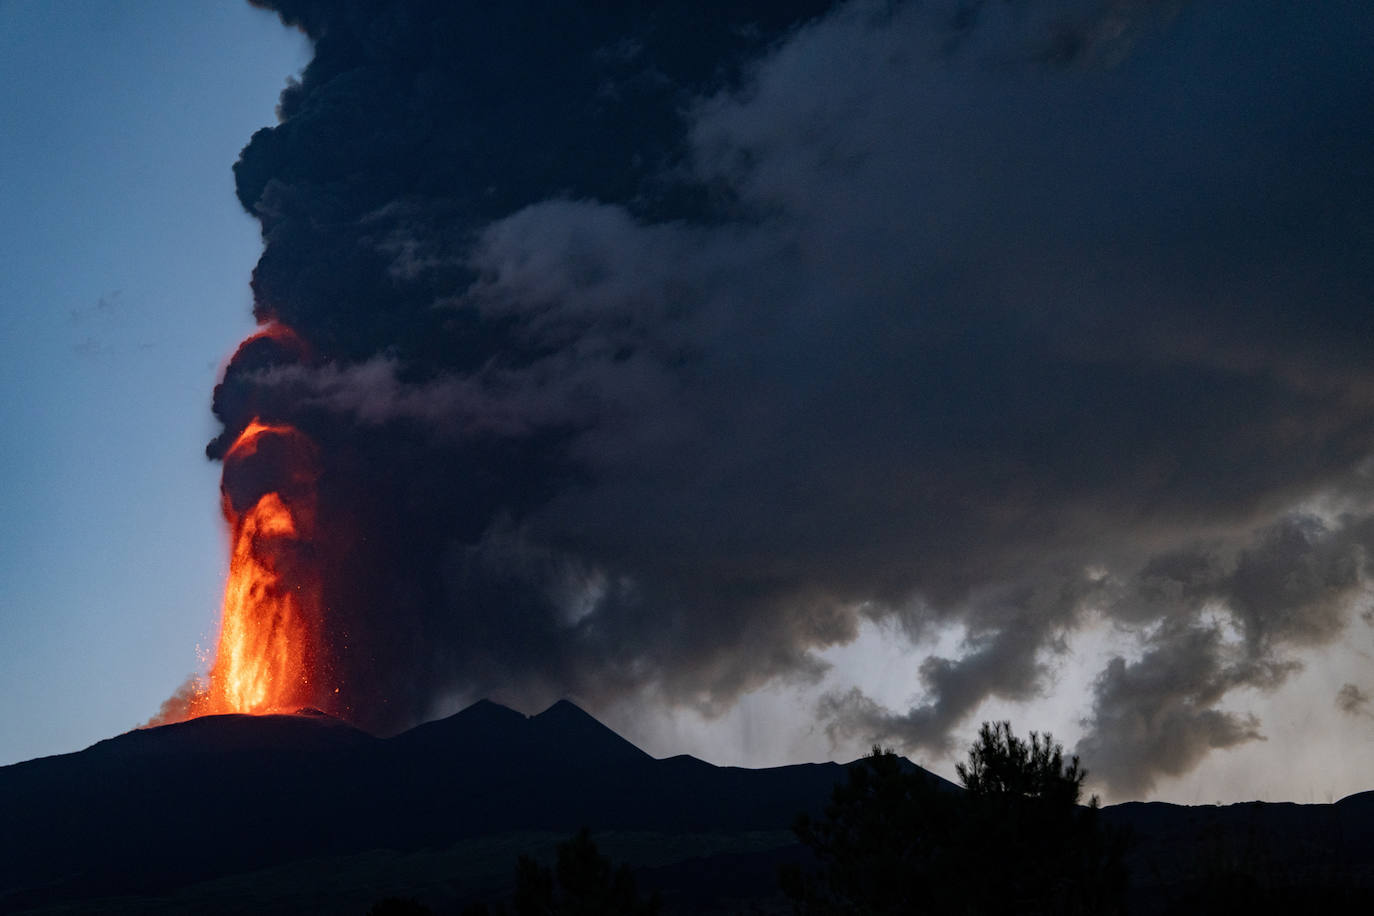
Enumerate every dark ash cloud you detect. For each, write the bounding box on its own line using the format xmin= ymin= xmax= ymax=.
xmin=203 ymin=0 xmax=1374 ymax=793
xmin=1337 ymin=683 xmax=1372 ymax=718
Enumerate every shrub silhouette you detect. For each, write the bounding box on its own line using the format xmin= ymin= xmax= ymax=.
xmin=783 ymin=721 xmax=1126 ymax=915
xmin=465 ymin=828 xmax=660 ymax=916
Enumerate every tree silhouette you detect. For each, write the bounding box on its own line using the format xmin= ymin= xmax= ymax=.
xmin=783 ymin=722 xmax=1126 ymax=915
xmin=540 ymin=828 xmax=659 ymax=916
xmin=466 ymin=828 xmax=660 ymax=916
xmin=955 ymin=722 xmax=1123 ymax=915
xmin=957 ymin=721 xmax=1089 ymax=806
xmin=781 ymin=746 xmax=962 ymax=914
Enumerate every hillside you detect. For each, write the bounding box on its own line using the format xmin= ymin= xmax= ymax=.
xmin=3 ymin=703 xmax=1372 ymax=914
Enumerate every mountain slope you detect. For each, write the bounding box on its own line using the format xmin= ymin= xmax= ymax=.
xmin=4 ymin=703 xmax=1373 ymax=914
xmin=0 ymin=701 xmax=845 ymax=913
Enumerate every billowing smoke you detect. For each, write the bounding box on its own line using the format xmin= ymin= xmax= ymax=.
xmin=209 ymin=0 xmax=1374 ymax=795
xmin=1337 ymin=683 xmax=1372 ymax=719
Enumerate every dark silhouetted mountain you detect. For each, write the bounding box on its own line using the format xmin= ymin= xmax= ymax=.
xmin=528 ymin=699 xmax=655 ymax=767
xmin=1100 ymin=793 xmax=1374 ymax=914
xmin=2 ymin=703 xmax=1372 ymax=914
xmin=86 ymin=709 xmax=374 ymax=759
xmin=0 ymin=701 xmax=843 ymax=913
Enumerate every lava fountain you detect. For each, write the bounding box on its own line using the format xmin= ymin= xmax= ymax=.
xmin=190 ymin=417 xmax=331 ymax=716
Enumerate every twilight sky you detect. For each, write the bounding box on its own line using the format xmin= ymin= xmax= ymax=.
xmin=0 ymin=0 xmax=307 ymax=767
xmin=3 ymin=0 xmax=1373 ymax=805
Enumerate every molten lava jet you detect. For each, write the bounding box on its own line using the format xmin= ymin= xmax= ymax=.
xmin=191 ymin=419 xmax=331 ymax=717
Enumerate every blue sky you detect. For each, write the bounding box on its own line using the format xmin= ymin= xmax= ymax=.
xmin=0 ymin=0 xmax=307 ymax=766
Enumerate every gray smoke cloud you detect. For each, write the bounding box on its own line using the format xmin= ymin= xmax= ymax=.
xmin=1337 ymin=683 xmax=1373 ymax=718
xmin=212 ymin=0 xmax=1374 ymax=796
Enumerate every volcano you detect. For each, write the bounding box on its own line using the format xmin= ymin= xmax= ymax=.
xmin=0 ymin=701 xmax=857 ymax=914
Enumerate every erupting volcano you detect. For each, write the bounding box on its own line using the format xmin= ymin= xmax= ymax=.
xmin=191 ymin=418 xmax=330 ymax=717
xmin=138 ymin=311 xmax=363 ymax=731
xmin=158 ymin=314 xmax=345 ymax=723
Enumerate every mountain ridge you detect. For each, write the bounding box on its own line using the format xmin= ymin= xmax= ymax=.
xmin=0 ymin=699 xmax=852 ymax=913
xmin=3 ymin=702 xmax=1373 ymax=914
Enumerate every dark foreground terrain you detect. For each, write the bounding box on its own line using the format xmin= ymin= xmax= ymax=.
xmin=2 ymin=702 xmax=1371 ymax=914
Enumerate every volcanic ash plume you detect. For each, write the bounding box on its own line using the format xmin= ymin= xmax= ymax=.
xmin=157 ymin=0 xmax=1374 ymax=798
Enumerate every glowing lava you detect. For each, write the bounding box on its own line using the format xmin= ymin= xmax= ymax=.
xmin=191 ymin=419 xmax=328 ymax=716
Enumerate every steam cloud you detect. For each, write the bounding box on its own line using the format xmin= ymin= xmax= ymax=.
xmin=211 ymin=0 xmax=1374 ymax=796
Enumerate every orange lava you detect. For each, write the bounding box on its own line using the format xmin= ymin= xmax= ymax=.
xmin=190 ymin=419 xmax=327 ymax=717
xmin=224 ymin=418 xmax=290 ymax=461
